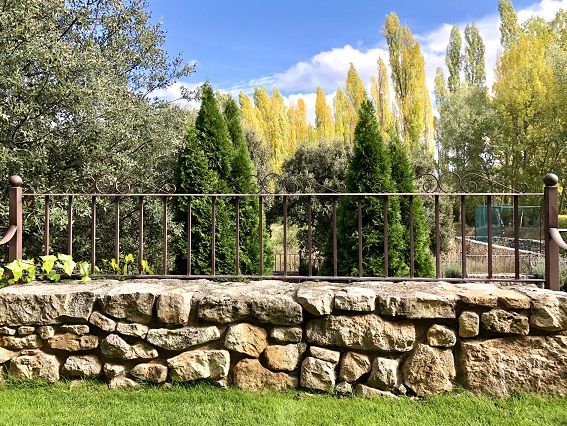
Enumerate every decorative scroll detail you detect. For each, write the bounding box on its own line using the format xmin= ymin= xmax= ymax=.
xmin=416 ymin=172 xmax=529 ymax=193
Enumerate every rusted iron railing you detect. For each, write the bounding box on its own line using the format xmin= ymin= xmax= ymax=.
xmin=1 ymin=173 xmax=565 ymax=289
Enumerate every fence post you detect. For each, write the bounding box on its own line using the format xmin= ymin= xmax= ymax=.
xmin=8 ymin=175 xmax=23 ymax=262
xmin=544 ymin=173 xmax=559 ymax=290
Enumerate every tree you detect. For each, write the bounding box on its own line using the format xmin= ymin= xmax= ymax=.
xmin=175 ymin=83 xmax=235 ymax=274
xmin=345 ymin=64 xmax=367 ymax=112
xmin=239 ymin=92 xmax=260 ymax=131
xmin=324 ymin=100 xmax=408 ymax=276
xmin=383 ymin=12 xmax=434 ymax=152
xmin=499 ymin=0 xmax=521 ymax=48
xmin=434 ymin=67 xmax=448 ymax=107
xmin=388 ymin=134 xmax=434 ymax=277
xmin=333 ymin=87 xmax=351 ymax=144
xmin=376 ymin=58 xmax=395 ymax=132
xmin=0 ymin=0 xmax=194 ymax=264
xmin=464 ymin=24 xmax=486 ymax=86
xmin=224 ymin=98 xmax=271 ymax=274
xmin=446 ymin=26 xmax=463 ymax=92
xmin=315 ymin=87 xmax=335 ymax=141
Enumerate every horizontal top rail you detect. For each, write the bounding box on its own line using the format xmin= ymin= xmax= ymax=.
xmin=22 ymin=192 xmax=545 ymax=197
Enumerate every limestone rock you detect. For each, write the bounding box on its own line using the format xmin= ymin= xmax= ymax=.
xmin=372 ymin=283 xmax=457 ymax=318
xmin=269 ymin=326 xmax=302 ymax=343
xmin=306 ymin=314 xmax=415 ymax=352
xmin=0 ymin=347 xmax=17 ymax=364
xmin=0 ymin=334 xmax=42 ymax=350
xmin=309 ymin=346 xmax=340 ymax=364
xmin=264 ymin=343 xmax=307 ymax=371
xmin=17 ymin=326 xmax=35 ymax=336
xmin=459 ymin=336 xmax=567 ymax=396
xmin=198 ymin=292 xmax=302 ymax=325
xmin=131 ymin=342 xmax=159 ymax=359
xmin=0 ymin=326 xmax=16 ymax=335
xmin=296 ymin=288 xmax=334 ymax=316
xmin=427 ymin=325 xmax=457 ymax=347
xmin=459 ymin=311 xmax=479 ymax=338
xmin=334 ymin=287 xmax=376 ymax=312
xmin=89 ymin=311 xmax=116 ymax=332
xmin=116 ymin=322 xmax=149 ymax=339
xmin=131 ymin=363 xmax=168 ymax=383
xmin=481 ymin=309 xmax=529 ymax=335
xmin=146 ymin=326 xmax=220 ymax=351
xmin=37 ymin=326 xmax=55 ymax=340
xmin=109 ymin=376 xmax=140 ymax=389
xmin=367 ymin=357 xmax=399 ymax=391
xmin=354 ymin=384 xmax=397 ymax=398
xmin=402 ymin=344 xmax=455 ymax=396
xmin=101 ymin=283 xmax=163 ymax=324
xmin=0 ymin=282 xmax=97 ymax=325
xmin=224 ymin=323 xmax=268 ymax=357
xmin=100 ymin=334 xmax=137 ymax=360
xmin=300 ymin=357 xmax=336 ymax=392
xmin=335 ymin=381 xmax=353 ymax=396
xmin=167 ymin=350 xmax=230 ymax=382
xmin=9 ymin=350 xmax=60 ymax=382
xmin=62 ymin=355 xmax=102 ymax=378
xmin=104 ymin=363 xmax=127 ymax=380
xmin=47 ymin=334 xmax=99 ymax=352
xmin=156 ymin=290 xmax=192 ymax=326
xmin=233 ymin=358 xmax=298 ymax=391
xmin=529 ymin=295 xmax=567 ymax=332
xmin=339 ymin=352 xmax=371 ymax=382
xmin=60 ymin=325 xmax=89 ymax=335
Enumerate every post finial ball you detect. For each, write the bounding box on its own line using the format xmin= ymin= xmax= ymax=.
xmin=544 ymin=173 xmax=558 ymax=186
xmin=9 ymin=175 xmax=22 ymax=187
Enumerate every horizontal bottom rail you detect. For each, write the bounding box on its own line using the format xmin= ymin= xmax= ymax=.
xmin=92 ymin=274 xmax=544 ymax=283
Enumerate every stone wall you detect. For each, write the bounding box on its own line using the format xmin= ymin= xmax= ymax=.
xmin=0 ymin=279 xmax=565 ymax=397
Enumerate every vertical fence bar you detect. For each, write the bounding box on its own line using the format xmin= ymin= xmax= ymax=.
xmin=259 ymin=195 xmax=264 ymax=276
xmin=235 ymin=197 xmax=240 ymax=275
xmin=67 ymin=195 xmax=73 ymax=256
xmin=91 ymin=196 xmax=96 ymax=274
xmin=383 ymin=195 xmax=389 ymax=277
xmin=409 ymin=195 xmax=415 ymax=278
xmin=307 ymin=195 xmax=313 ymax=277
xmin=187 ymin=198 xmax=192 ymax=275
xmin=162 ymin=196 xmax=168 ymax=275
xmin=114 ymin=197 xmax=120 ymax=262
xmin=283 ymin=195 xmax=288 ymax=277
xmin=8 ymin=176 xmax=23 ymax=261
xmin=460 ymin=194 xmax=467 ymax=279
xmin=544 ymin=173 xmax=560 ymax=290
xmin=487 ymin=195 xmax=493 ymax=279
xmin=332 ymin=198 xmax=338 ymax=277
xmin=513 ymin=194 xmax=520 ymax=279
xmin=138 ymin=196 xmax=144 ymax=274
xmin=435 ymin=195 xmax=441 ymax=279
xmin=211 ymin=196 xmax=216 ymax=276
xmin=358 ymin=198 xmax=363 ymax=277
xmin=44 ymin=195 xmax=50 ymax=256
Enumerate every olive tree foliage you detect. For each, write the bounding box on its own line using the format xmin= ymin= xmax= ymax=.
xmin=0 ymin=0 xmax=195 ymax=265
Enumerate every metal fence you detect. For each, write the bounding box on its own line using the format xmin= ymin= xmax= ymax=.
xmin=1 ymin=173 xmax=565 ymax=290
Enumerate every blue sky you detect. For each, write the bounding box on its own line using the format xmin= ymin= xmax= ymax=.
xmin=148 ymin=0 xmax=567 ymax=119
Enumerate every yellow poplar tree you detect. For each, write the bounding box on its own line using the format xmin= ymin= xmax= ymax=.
xmin=315 ymin=86 xmax=335 ymax=141
xmin=238 ymin=92 xmax=260 ymax=131
xmin=333 ymin=87 xmax=350 ymax=145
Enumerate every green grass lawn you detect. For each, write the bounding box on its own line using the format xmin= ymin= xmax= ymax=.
xmin=0 ymin=381 xmax=565 ymax=426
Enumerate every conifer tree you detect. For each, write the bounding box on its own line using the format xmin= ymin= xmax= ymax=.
xmin=175 ymin=83 xmax=235 ymax=274
xmin=464 ymin=24 xmax=486 ymax=86
xmin=446 ymin=26 xmax=463 ymax=92
xmin=223 ymin=98 xmax=272 ymax=274
xmin=315 ymin=87 xmax=335 ymax=141
xmin=325 ymin=100 xmax=408 ymax=276
xmin=388 ymin=133 xmax=434 ymax=277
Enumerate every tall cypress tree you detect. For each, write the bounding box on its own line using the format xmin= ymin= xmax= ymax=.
xmin=174 ymin=83 xmax=235 ymax=274
xmin=223 ymin=98 xmax=272 ymax=274
xmin=388 ymin=133 xmax=434 ymax=277
xmin=324 ymin=100 xmax=408 ymax=276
